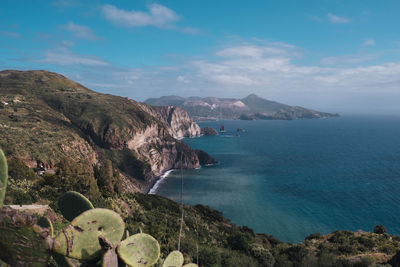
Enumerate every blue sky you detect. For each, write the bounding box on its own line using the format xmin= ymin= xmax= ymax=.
xmin=1 ymin=0 xmax=400 ymax=114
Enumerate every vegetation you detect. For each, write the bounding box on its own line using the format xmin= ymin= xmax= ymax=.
xmin=0 ymin=151 xmax=200 ymax=266
xmin=2 ymin=150 xmax=400 ymax=266
xmin=0 ymin=71 xmax=399 ymax=266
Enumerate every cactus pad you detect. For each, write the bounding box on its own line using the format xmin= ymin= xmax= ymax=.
xmin=37 ymin=216 xmax=54 ymax=237
xmin=162 ymin=251 xmax=184 ymax=267
xmin=51 ymin=253 xmax=80 ymax=267
xmin=117 ymin=233 xmax=160 ymax=267
xmin=0 ymin=206 xmax=52 ymax=266
xmin=58 ymin=191 xmax=94 ymax=221
xmin=0 ymin=149 xmax=8 ymax=208
xmin=53 ymin=208 xmax=125 ymax=260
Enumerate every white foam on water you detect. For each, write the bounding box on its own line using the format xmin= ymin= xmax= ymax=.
xmin=148 ymin=169 xmax=174 ymax=194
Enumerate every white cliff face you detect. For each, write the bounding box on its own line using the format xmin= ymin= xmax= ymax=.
xmin=164 ymin=106 xmax=201 ymax=139
xmin=126 ymin=122 xmax=200 ymax=179
xmin=136 ymin=102 xmax=201 ymax=139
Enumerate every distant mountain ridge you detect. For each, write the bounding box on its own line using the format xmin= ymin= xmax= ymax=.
xmin=145 ymin=94 xmax=338 ymax=121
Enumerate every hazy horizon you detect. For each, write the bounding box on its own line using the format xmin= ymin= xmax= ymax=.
xmin=1 ymin=0 xmax=400 ymax=114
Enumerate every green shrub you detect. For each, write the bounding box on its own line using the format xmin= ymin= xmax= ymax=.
xmin=227 ymin=231 xmax=252 ymax=252
xmin=306 ymin=233 xmax=322 ymax=241
xmin=7 ymin=158 xmax=37 ymax=180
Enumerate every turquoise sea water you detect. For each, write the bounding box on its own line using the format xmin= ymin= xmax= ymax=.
xmin=155 ymin=116 xmax=400 ymax=243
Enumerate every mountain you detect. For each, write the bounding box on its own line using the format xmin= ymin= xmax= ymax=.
xmin=0 ymin=70 xmax=214 ymax=193
xmin=145 ymin=94 xmax=339 ymax=121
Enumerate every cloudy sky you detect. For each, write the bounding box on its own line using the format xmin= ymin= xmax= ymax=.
xmin=1 ymin=0 xmax=400 ymax=114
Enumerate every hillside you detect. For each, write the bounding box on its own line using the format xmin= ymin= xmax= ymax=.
xmin=0 ymin=70 xmax=213 ymax=193
xmin=1 ymin=70 xmax=400 ymax=266
xmin=145 ymin=94 xmax=339 ymax=121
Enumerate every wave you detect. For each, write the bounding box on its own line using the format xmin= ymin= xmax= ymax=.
xmin=148 ymin=169 xmax=175 ymax=195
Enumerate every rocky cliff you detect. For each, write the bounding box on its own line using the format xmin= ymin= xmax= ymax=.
xmin=136 ymin=104 xmax=201 ymax=139
xmin=0 ymin=70 xmax=213 ymax=192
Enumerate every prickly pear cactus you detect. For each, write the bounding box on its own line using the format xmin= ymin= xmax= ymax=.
xmin=37 ymin=216 xmax=54 ymax=238
xmin=0 ymin=206 xmax=53 ymax=267
xmin=52 ymin=253 xmax=81 ymax=267
xmin=182 ymin=264 xmax=198 ymax=267
xmin=102 ymin=249 xmax=118 ymax=267
xmin=0 ymin=149 xmax=8 ymax=208
xmin=58 ymin=191 xmax=94 ymax=221
xmin=162 ymin=250 xmax=184 ymax=267
xmin=53 ymin=208 xmax=125 ymax=260
xmin=117 ymin=233 xmax=160 ymax=267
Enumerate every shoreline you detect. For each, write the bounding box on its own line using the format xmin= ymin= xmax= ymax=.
xmin=147 ymin=169 xmax=175 ymax=195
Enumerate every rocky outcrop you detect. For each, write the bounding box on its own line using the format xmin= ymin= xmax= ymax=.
xmin=137 ymin=103 xmax=201 ymax=139
xmin=194 ymin=150 xmax=218 ymax=165
xmin=201 ymin=127 xmax=218 ymax=136
xmin=159 ymin=106 xmax=201 ymax=139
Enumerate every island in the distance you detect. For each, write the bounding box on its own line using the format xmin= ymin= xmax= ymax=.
xmin=145 ymin=94 xmax=339 ymax=121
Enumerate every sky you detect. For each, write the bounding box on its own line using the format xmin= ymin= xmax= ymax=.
xmin=1 ymin=0 xmax=400 ymax=114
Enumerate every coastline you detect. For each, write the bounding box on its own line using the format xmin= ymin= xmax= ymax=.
xmin=148 ymin=169 xmax=175 ymax=194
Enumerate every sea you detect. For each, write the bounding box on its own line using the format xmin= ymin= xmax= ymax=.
xmin=152 ymin=115 xmax=400 ymax=243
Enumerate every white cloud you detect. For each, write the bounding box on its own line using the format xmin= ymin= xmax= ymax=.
xmin=40 ymin=50 xmax=109 ymax=66
xmin=217 ymin=46 xmax=287 ymax=58
xmin=52 ymin=0 xmax=80 ymax=7
xmin=101 ymin=4 xmax=179 ymax=28
xmin=177 ymin=75 xmax=190 ymax=83
xmin=180 ymin=27 xmax=202 ymax=35
xmin=1 ymin=31 xmax=22 ymax=39
xmin=17 ymin=39 xmax=400 ymax=114
xmin=363 ymin=38 xmax=376 ymax=46
xmin=327 ymin=13 xmax=351 ymax=24
xmin=100 ymin=4 xmax=201 ymax=34
xmin=63 ymin=22 xmax=99 ymax=41
xmin=321 ymin=54 xmax=377 ymax=65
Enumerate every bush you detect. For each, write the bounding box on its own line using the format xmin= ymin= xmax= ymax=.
xmin=221 ymin=250 xmax=259 ymax=267
xmin=353 ymin=256 xmax=375 ymax=267
xmin=198 ymin=246 xmax=222 ymax=266
xmin=306 ymin=233 xmax=322 ymax=241
xmin=94 ymin=160 xmax=122 ymax=197
xmin=374 ymin=225 xmax=387 ymax=234
xmin=227 ymin=231 xmax=252 ymax=252
xmin=250 ymin=243 xmax=275 ymax=266
xmin=7 ymin=157 xmax=37 ymax=180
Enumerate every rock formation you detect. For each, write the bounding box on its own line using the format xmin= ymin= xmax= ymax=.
xmin=201 ymin=127 xmax=218 ymax=136
xmin=0 ymin=70 xmax=213 ymax=192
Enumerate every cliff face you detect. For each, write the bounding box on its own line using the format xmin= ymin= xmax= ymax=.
xmin=136 ymin=104 xmax=200 ymax=139
xmin=0 ymin=70 xmax=211 ymax=192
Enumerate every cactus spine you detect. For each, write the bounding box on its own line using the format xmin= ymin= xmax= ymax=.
xmin=0 ymin=149 xmax=8 ymax=208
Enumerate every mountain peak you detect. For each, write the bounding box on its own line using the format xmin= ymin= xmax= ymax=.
xmin=245 ymin=93 xmax=261 ymax=99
